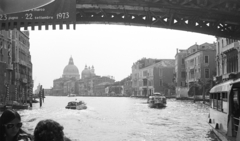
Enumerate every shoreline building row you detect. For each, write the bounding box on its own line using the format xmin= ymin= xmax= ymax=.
xmin=51 ymin=57 xmax=115 ymax=96
xmin=0 ymin=29 xmax=32 ymax=104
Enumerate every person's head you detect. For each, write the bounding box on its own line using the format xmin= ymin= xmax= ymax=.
xmin=34 ymin=119 xmax=64 ymax=141
xmin=0 ymin=109 xmax=23 ymax=138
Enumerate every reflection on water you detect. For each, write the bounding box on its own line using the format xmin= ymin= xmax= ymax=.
xmin=14 ymin=97 xmax=219 ymax=141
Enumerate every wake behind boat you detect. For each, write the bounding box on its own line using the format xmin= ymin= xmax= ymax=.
xmin=65 ymin=101 xmax=87 ymax=110
xmin=147 ymin=92 xmax=167 ymax=108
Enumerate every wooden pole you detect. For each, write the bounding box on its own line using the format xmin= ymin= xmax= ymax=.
xmin=42 ymin=88 xmax=44 ymax=103
xmin=39 ymin=85 xmax=42 ymax=107
xmin=203 ymin=84 xmax=205 ymax=104
xmin=193 ymin=82 xmax=196 ymax=103
xmin=29 ymin=84 xmax=32 ymax=107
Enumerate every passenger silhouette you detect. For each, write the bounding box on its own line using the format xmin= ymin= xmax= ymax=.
xmin=0 ymin=109 xmax=32 ymax=141
xmin=34 ymin=119 xmax=71 ymax=141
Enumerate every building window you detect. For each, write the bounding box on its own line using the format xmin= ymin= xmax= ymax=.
xmin=205 ymin=69 xmax=210 ymax=78
xmin=159 ymin=79 xmax=162 ymax=86
xmin=181 ymin=81 xmax=186 ymax=87
xmin=181 ymin=71 xmax=186 ymax=78
xmin=143 ymin=70 xmax=148 ymax=77
xmin=159 ymin=69 xmax=162 ymax=76
xmin=205 ymin=56 xmax=209 ymax=64
xmin=182 ymin=58 xmax=184 ymax=65
xmin=149 ymin=69 xmax=153 ymax=76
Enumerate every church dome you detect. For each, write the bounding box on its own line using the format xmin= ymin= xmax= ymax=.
xmin=63 ymin=57 xmax=80 ymax=79
xmin=81 ymin=65 xmax=95 ymax=79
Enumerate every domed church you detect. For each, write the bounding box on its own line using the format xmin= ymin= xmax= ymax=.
xmin=62 ymin=56 xmax=80 ymax=80
xmin=51 ymin=57 xmax=80 ymax=96
xmin=51 ymin=57 xmax=115 ymax=96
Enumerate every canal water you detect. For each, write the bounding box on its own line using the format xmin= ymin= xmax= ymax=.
xmin=15 ymin=97 xmax=219 ymax=141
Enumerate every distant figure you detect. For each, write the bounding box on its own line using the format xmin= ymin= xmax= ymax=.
xmin=0 ymin=109 xmax=32 ymax=141
xmin=34 ymin=119 xmax=71 ymax=141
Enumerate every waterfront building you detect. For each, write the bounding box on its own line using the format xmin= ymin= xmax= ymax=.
xmin=123 ymin=75 xmax=132 ymax=96
xmin=92 ymin=76 xmax=115 ymax=96
xmin=215 ymin=38 xmax=239 ymax=83
xmin=174 ymin=49 xmax=188 ymax=98
xmin=131 ymin=58 xmax=158 ymax=96
xmin=157 ymin=62 xmax=175 ymax=97
xmin=43 ymin=89 xmax=51 ymax=96
xmin=78 ymin=74 xmax=115 ymax=96
xmin=131 ymin=58 xmax=175 ymax=97
xmin=0 ymin=29 xmax=32 ymax=103
xmin=103 ymin=76 xmax=132 ymax=96
xmin=0 ymin=30 xmax=12 ymax=103
xmin=11 ymin=30 xmax=32 ymax=103
xmin=94 ymin=82 xmax=112 ymax=96
xmin=185 ymin=42 xmax=216 ymax=97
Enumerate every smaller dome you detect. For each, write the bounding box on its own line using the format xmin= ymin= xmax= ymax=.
xmin=81 ymin=65 xmax=95 ymax=79
xmin=82 ymin=65 xmax=91 ymax=75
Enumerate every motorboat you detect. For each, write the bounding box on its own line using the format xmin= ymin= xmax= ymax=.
xmin=65 ymin=101 xmax=87 ymax=110
xmin=6 ymin=101 xmax=29 ymax=110
xmin=67 ymin=94 xmax=76 ymax=97
xmin=208 ymin=79 xmax=240 ymax=140
xmin=0 ymin=104 xmax=12 ymax=111
xmin=147 ymin=92 xmax=167 ymax=108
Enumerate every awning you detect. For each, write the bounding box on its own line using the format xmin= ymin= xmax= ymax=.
xmin=210 ymin=80 xmax=233 ymax=93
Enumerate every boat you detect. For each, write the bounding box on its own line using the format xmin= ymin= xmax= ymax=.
xmin=208 ymin=79 xmax=240 ymax=141
xmin=0 ymin=104 xmax=12 ymax=111
xmin=67 ymin=94 xmax=76 ymax=97
xmin=65 ymin=101 xmax=87 ymax=110
xmin=27 ymin=99 xmax=39 ymax=103
xmin=147 ymin=92 xmax=167 ymax=108
xmin=6 ymin=101 xmax=29 ymax=110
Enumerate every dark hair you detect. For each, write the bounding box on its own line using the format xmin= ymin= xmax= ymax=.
xmin=0 ymin=109 xmax=21 ymax=125
xmin=0 ymin=109 xmax=22 ymax=140
xmin=34 ymin=119 xmax=64 ymax=141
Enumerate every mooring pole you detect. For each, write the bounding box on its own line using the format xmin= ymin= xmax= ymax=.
xmin=39 ymin=85 xmax=42 ymax=107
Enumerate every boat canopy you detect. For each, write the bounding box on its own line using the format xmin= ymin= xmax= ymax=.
xmin=152 ymin=92 xmax=164 ymax=96
xmin=210 ymin=80 xmax=233 ymax=93
xmin=230 ymin=77 xmax=240 ymax=85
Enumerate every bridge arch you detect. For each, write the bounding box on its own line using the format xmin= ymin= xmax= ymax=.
xmin=76 ymin=0 xmax=240 ymax=39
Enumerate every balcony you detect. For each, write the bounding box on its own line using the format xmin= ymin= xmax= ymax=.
xmin=189 ymin=65 xmax=196 ymax=70
xmin=222 ymin=42 xmax=240 ymax=53
xmin=19 ymin=60 xmax=27 ymax=66
xmin=188 ymin=78 xmax=197 ymax=83
xmin=222 ymin=72 xmax=237 ymax=80
xmin=6 ymin=64 xmax=13 ymax=71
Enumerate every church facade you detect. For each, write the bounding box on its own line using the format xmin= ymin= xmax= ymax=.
xmin=51 ymin=57 xmax=115 ymax=96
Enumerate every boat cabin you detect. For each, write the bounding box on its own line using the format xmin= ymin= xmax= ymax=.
xmin=151 ymin=92 xmax=165 ymax=97
xmin=209 ymin=79 xmax=240 ymax=139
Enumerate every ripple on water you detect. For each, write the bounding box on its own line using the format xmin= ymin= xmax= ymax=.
xmin=17 ymin=97 xmax=218 ymax=141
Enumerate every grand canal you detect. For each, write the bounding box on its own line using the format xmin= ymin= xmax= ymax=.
xmin=15 ymin=96 xmax=219 ymax=141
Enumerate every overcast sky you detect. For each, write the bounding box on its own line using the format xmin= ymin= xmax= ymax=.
xmin=29 ymin=24 xmax=216 ymax=90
